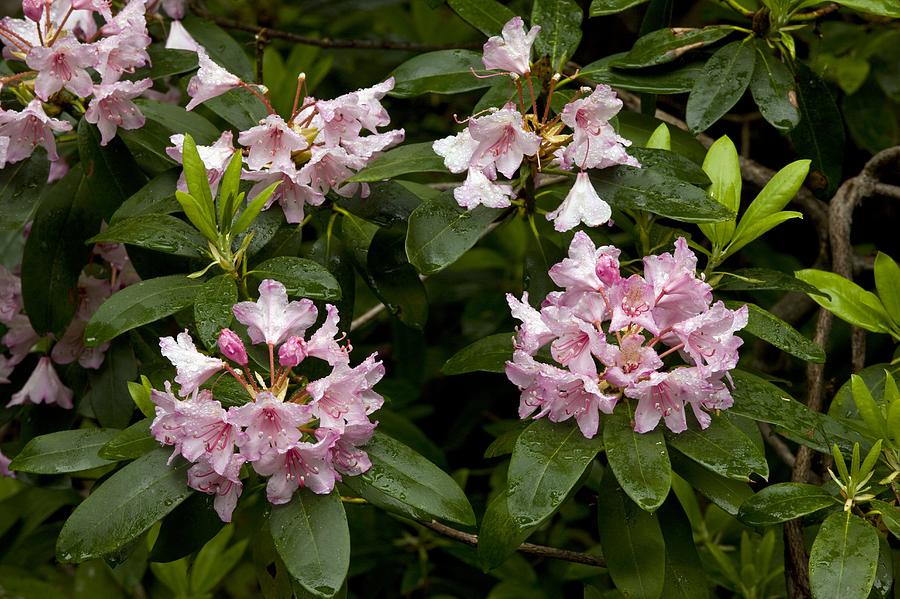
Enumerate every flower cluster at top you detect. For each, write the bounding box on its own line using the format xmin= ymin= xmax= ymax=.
xmin=0 ymin=0 xmax=179 ymax=166
xmin=164 ymin=24 xmax=405 ymax=225
xmin=150 ymin=279 xmax=384 ymax=522
xmin=1 ymin=238 xmax=139 ymax=409
xmin=505 ymin=232 xmax=748 ymax=438
xmin=431 ymin=17 xmax=639 ymax=233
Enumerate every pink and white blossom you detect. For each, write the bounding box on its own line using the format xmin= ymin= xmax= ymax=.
xmin=217 ymin=328 xmax=248 ymax=365
xmin=0 ymin=99 xmax=72 ymax=163
xmin=167 ymin=131 xmax=237 ymax=195
xmin=306 ymin=353 xmax=385 ymax=431
xmin=547 ymin=231 xmax=620 ymax=293
xmin=239 ymin=114 xmax=308 ymax=171
xmin=507 ymin=292 xmax=554 ymax=355
xmin=547 ymin=171 xmax=611 ymax=232
xmin=159 ymin=330 xmax=224 ymax=397
xmin=252 ymin=432 xmax=339 ymax=503
xmin=8 ymin=357 xmax=73 ymax=409
xmin=454 ymin=167 xmax=515 ymax=209
xmin=672 ymin=301 xmax=747 ymax=374
xmin=187 ymin=455 xmax=244 ymax=522
xmin=85 ymin=79 xmax=153 ymax=145
xmin=185 ymin=49 xmax=241 ymax=111
xmin=0 ymin=266 xmax=22 ymax=324
xmin=228 ymin=391 xmax=311 ymax=461
xmin=26 ymin=38 xmax=95 ymax=100
xmin=232 ymin=279 xmax=318 ymax=346
xmin=482 ymin=16 xmax=540 ymax=76
xmin=165 ymin=20 xmax=201 ymax=52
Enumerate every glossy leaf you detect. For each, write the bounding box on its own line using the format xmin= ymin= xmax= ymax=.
xmin=134 ymin=47 xmax=198 ymax=80
xmin=737 ymin=483 xmax=836 ymax=526
xmin=870 ymin=500 xmax=900 ymax=539
xmin=627 ymin=148 xmax=711 ymax=186
xmin=665 ymin=415 xmax=768 ymax=481
xmin=270 ymin=491 xmax=349 ymax=598
xmin=789 ymin=63 xmax=844 ymax=196
xmin=731 ymin=159 xmax=810 ymax=250
xmin=0 ymin=153 xmax=49 ymax=231
xmin=827 ymin=0 xmax=900 ymax=17
xmin=603 ymin=403 xmax=671 ymax=511
xmin=446 ymin=0 xmax=515 ymax=35
xmin=808 ymin=510 xmax=879 ymax=599
xmin=84 ymin=275 xmax=204 ymax=347
xmin=10 ymin=429 xmax=119 ymax=474
xmin=341 ymin=432 xmax=475 ymax=527
xmin=478 ymin=490 xmax=536 ymax=571
xmin=714 ymin=267 xmax=823 ymax=295
xmin=406 ymin=192 xmax=502 ymax=275
xmin=732 ymin=301 xmax=826 ymax=363
xmin=670 ymin=451 xmax=753 ymax=516
xmin=57 ymin=448 xmax=192 ymax=562
xmin=749 ymin=42 xmax=800 ymax=132
xmin=698 ymin=136 xmax=740 ymax=248
xmin=348 ymin=142 xmax=447 ymax=183
xmin=531 ymin=0 xmax=583 ymax=71
xmin=85 ymin=341 xmax=139 ymax=429
xmin=686 ymin=41 xmax=756 ymax=133
xmin=596 ymin=469 xmax=666 ymax=599
xmin=658 ymin=497 xmax=710 ymax=598
xmin=874 ymin=252 xmax=900 ymax=325
xmin=365 ymin=226 xmax=429 ymax=330
xmin=249 ymin=257 xmax=342 ymax=300
xmin=194 ymin=275 xmax=238 ymax=350
xmin=795 ymin=269 xmax=893 ymax=335
xmin=88 ymin=214 xmax=208 ymax=258
xmin=581 ymin=53 xmax=703 ymax=94
xmin=98 ymin=419 xmax=157 ymax=461
xmin=110 ymin=169 xmax=181 ymax=223
xmin=589 ymin=0 xmax=650 ymax=15
xmin=442 ymin=332 xmax=514 ymax=375
xmin=616 ymin=112 xmax=708 ymax=164
xmin=182 ymin=15 xmax=254 ymax=80
xmin=613 ymin=26 xmax=733 ymax=69
xmin=391 ymin=50 xmax=493 ymax=97
xmin=339 ymin=181 xmax=423 ymax=227
xmin=150 ymin=492 xmax=224 ymax=563
xmin=204 ymin=88 xmax=269 ymax=131
xmin=506 ymin=419 xmax=603 ymax=528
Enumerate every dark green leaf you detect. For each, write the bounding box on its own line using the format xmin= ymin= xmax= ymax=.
xmin=88 ymin=214 xmax=208 ymax=258
xmin=507 ymin=419 xmax=603 ymax=528
xmin=348 ymin=143 xmax=447 ymax=183
xmin=737 ymin=483 xmax=836 ymax=526
xmin=406 ymin=192 xmax=501 ymax=275
xmin=749 ymin=42 xmax=800 ymax=132
xmin=658 ymin=497 xmax=710 ymax=598
xmin=270 ymin=491 xmax=349 ymax=598
xmin=85 ymin=342 xmax=139 ymax=429
xmin=84 ymin=275 xmax=203 ymax=346
xmin=670 ymin=451 xmax=753 ymax=516
xmin=715 ymin=267 xmax=823 ymax=295
xmin=442 ymin=332 xmax=514 ymax=375
xmin=581 ymin=54 xmax=704 ymax=94
xmin=339 ymin=181 xmax=423 ymax=226
xmin=249 ymin=257 xmax=341 ymax=301
xmin=603 ymin=403 xmax=671 ymax=511
xmin=666 ymin=415 xmax=768 ymax=481
xmin=589 ymin=0 xmax=651 ymax=16
xmin=110 ymin=169 xmax=181 ymax=223
xmin=342 ymin=432 xmax=475 ymax=527
xmin=870 ymin=500 xmax=900 ymax=539
xmin=134 ymin=47 xmax=198 ymax=80
xmin=628 ymin=148 xmax=711 ymax=186
xmin=686 ymin=41 xmax=755 ymax=133
xmin=98 ymin=418 xmax=158 ymax=461
xmin=532 ymin=0 xmax=583 ymax=71
xmin=596 ymin=468 xmax=666 ymax=599
xmin=0 ymin=153 xmax=50 ymax=231
xmin=150 ymin=492 xmax=224 ymax=563
xmin=390 ymin=50 xmax=493 ymax=98
xmin=616 ymin=112 xmax=708 ymax=164
xmin=182 ymin=15 xmax=254 ymax=80
xmin=843 ymin=79 xmax=899 ymax=154
xmin=828 ymin=0 xmax=900 ymax=17
xmin=809 ymin=510 xmax=879 ymax=599
xmin=613 ymin=26 xmax=733 ymax=69
xmin=194 ymin=275 xmax=238 ymax=350
xmin=9 ymin=429 xmax=119 ymax=474
xmin=365 ymin=227 xmax=429 ymax=330
xmin=446 ymin=0 xmax=515 ymax=35
xmin=57 ymin=448 xmax=192 ymax=562
xmin=120 ymin=100 xmax=218 ymax=175
xmin=589 ymin=166 xmax=734 ymax=223
xmin=478 ymin=490 xmax=536 ymax=571
xmin=732 ymin=301 xmax=826 ymax=363
xmin=205 ymin=88 xmax=269 ymax=131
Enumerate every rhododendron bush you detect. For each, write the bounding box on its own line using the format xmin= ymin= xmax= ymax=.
xmin=1 ymin=0 xmax=899 ymax=597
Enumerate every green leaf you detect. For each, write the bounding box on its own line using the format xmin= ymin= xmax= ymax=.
xmin=270 ymin=491 xmax=349 ymax=598
xmin=628 ymin=148 xmax=711 ymax=186
xmin=843 ymin=79 xmax=899 ymax=154
xmin=133 ymin=47 xmax=198 ymax=80
xmin=180 ymin=135 xmax=215 ymax=214
xmin=850 ymin=374 xmax=885 ymax=440
xmin=670 ymin=452 xmax=753 ymax=516
xmin=789 ymin=62 xmax=844 ymax=196
xmin=613 ymin=26 xmax=734 ymax=69
xmin=342 ymin=432 xmax=475 ymax=527
xmin=390 ymin=50 xmax=493 ymax=98
xmin=658 ymin=497 xmax=710 ymax=598
xmin=596 ymin=468 xmax=666 ymax=599
xmin=231 ymin=181 xmax=280 ymax=237
xmin=828 ymin=0 xmax=900 ymax=17
xmin=686 ymin=41 xmax=756 ymax=133
xmin=732 ymin=159 xmax=810 ymax=246
xmin=98 ymin=419 xmax=157 ymax=461
xmin=698 ymin=136 xmax=740 ymax=248
xmin=348 ymin=142 xmax=447 ymax=183
xmin=737 ymin=483 xmax=836 ymax=526
xmin=9 ymin=429 xmax=119 ymax=474
xmin=616 ymin=112 xmax=708 ymax=164
xmin=339 ymin=181 xmax=424 ymax=227
xmin=732 ymin=301 xmax=826 ymax=363
xmin=88 ymin=214 xmax=208 ymax=258
xmin=85 ymin=275 xmax=203 ymax=346
xmin=478 ymin=490 xmax=536 ymax=571
xmin=645 ymin=123 xmax=671 ymax=150
xmin=110 ymin=169 xmax=181 ymax=223
xmin=874 ymin=252 xmax=900 ymax=325
xmin=506 ymin=420 xmax=603 ymax=528
xmin=204 ymin=88 xmax=269 ymax=131
xmin=365 ymin=226 xmax=429 ymax=330
xmin=57 ymin=448 xmax=192 ymax=562
xmin=603 ymin=403 xmax=671 ymax=511
xmin=120 ymin=100 xmax=218 ymax=174
xmin=175 ymin=190 xmax=218 ymax=243
xmin=590 ymin=166 xmax=734 ymax=223
xmin=217 ymin=151 xmax=243 ymax=226
xmin=442 ymin=333 xmax=514 ymax=375
xmin=85 ymin=342 xmax=139 ymax=429
xmin=128 ymin=375 xmax=155 ymax=418
xmin=590 ymin=0 xmax=651 ymax=16
xmin=809 ymin=510 xmax=879 ymax=599
xmin=194 ymin=275 xmax=238 ymax=350
xmin=795 ymin=269 xmax=893 ymax=335
xmin=531 ymin=0 xmax=583 ymax=71
xmin=182 ymin=15 xmax=254 ymax=80
xmin=870 ymin=500 xmax=900 ymax=539
xmin=0 ymin=153 xmax=50 ymax=231
xmin=726 ymin=211 xmax=803 ymax=258
xmin=249 ymin=257 xmax=342 ymax=300
xmin=714 ymin=267 xmax=822 ymax=295
xmin=749 ymin=42 xmax=800 ymax=132
xmin=665 ymin=416 xmax=768 ymax=481
xmin=150 ymin=492 xmax=224 ymax=563
xmin=406 ymin=192 xmax=501 ymax=275
xmin=581 ymin=54 xmax=703 ymax=94
xmin=446 ymin=0 xmax=515 ymax=35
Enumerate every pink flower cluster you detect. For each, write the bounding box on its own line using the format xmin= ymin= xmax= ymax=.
xmin=432 ymin=17 xmax=638 ymax=232
xmin=1 ymin=241 xmax=138 ymax=409
xmin=0 ymin=0 xmax=158 ymax=163
xmin=505 ymin=232 xmax=748 ymax=438
xmin=150 ymin=279 xmax=383 ymax=522
xmin=164 ymin=27 xmax=404 ymax=225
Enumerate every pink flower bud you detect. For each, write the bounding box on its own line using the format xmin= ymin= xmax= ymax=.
xmin=22 ymin=0 xmax=44 ymax=22
xmin=278 ymin=336 xmax=307 ymax=368
xmin=218 ymin=329 xmax=248 ymax=365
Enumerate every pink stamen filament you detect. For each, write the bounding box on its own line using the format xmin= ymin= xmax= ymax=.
xmin=238 ymin=81 xmax=276 ymax=115
xmin=657 ymin=342 xmax=685 ymax=359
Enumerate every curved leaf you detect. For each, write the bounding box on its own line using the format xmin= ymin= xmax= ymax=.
xmin=442 ymin=333 xmax=514 ymax=375
xmin=737 ymin=483 xmax=836 ymax=526
xmin=686 ymin=41 xmax=756 ymax=133
xmin=194 ymin=274 xmax=238 ymax=349
xmin=10 ymin=429 xmax=119 ymax=474
xmin=581 ymin=53 xmax=703 ymax=94
xmin=88 ymin=215 xmax=208 ymax=258
xmin=447 ymin=0 xmax=515 ymax=35
xmin=750 ymin=42 xmax=800 ymax=132
xmin=348 ymin=142 xmax=447 ymax=183
xmin=809 ymin=510 xmax=879 ymax=599
xmin=250 ymin=257 xmax=342 ymax=300
xmin=391 ymin=50 xmax=493 ymax=97
xmin=796 ymin=269 xmax=892 ymax=335
xmin=731 ymin=301 xmax=826 ymax=363
xmin=603 ymin=403 xmax=671 ymax=511
xmin=613 ymin=26 xmax=734 ymax=69
xmin=666 ymin=415 xmax=768 ymax=481
xmin=532 ymin=0 xmax=583 ymax=71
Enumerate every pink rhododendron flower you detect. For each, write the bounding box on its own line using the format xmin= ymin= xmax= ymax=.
xmin=548 ymin=231 xmax=620 ymax=293
xmin=242 ymin=162 xmax=318 ymax=224
xmin=506 ymin=292 xmax=554 ymax=355
xmin=159 ymin=330 xmax=224 ymax=397
xmin=643 ymin=237 xmax=712 ymax=330
xmin=455 ymin=168 xmax=515 ymax=209
xmin=85 ymin=79 xmax=153 ymax=145
xmin=467 ymin=105 xmax=541 ymax=178
xmin=547 ymin=171 xmax=611 ymax=232
xmin=232 ymin=279 xmax=318 ymax=346
xmin=22 ymin=0 xmax=45 ymax=22
xmin=0 ymin=449 xmax=14 ymax=478
xmin=672 ymin=301 xmax=748 ymax=375
xmin=8 ymin=357 xmax=73 ymax=409
xmin=93 ymin=29 xmax=152 ymax=83
xmin=607 ymin=274 xmax=658 ymax=334
xmin=253 ymin=431 xmax=339 ymax=503
xmin=0 ymin=137 xmax=9 ymax=169
xmin=557 ymin=85 xmax=639 ymax=171
xmin=165 ymin=20 xmax=201 ymax=52
xmin=185 ymin=49 xmax=242 ymax=111
xmin=72 ymin=0 xmax=112 ymax=19
xmin=187 ymin=456 xmax=244 ymax=522
xmin=0 ymin=99 xmax=72 ymax=163
xmin=228 ymin=391 xmax=312 ymax=461
xmin=2 ymin=314 xmax=41 ymax=366
xmin=306 ymin=353 xmax=385 ymax=430
xmin=99 ymin=0 xmax=146 ymax=36
xmin=239 ymin=114 xmax=308 ymax=171
xmin=322 ymin=420 xmax=375 ymax=477
xmin=0 ymin=266 xmax=22 ymax=324
xmin=26 ymin=38 xmax=95 ymax=100
xmin=217 ymin=328 xmax=248 ymax=365
xmin=482 ymin=16 xmax=540 ymax=76
xmin=178 ymin=394 xmax=246 ymax=475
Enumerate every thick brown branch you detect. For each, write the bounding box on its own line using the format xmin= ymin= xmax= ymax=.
xmin=423 ymin=520 xmax=606 ymax=567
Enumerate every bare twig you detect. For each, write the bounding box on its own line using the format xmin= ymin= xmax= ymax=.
xmin=350 ymin=303 xmax=387 ymax=333
xmin=423 ymin=520 xmax=606 ymax=567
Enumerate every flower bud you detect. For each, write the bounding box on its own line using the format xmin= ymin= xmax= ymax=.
xmin=22 ymin=0 xmax=44 ymax=22
xmin=218 ymin=328 xmax=248 ymax=365
xmin=278 ymin=336 xmax=307 ymax=368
